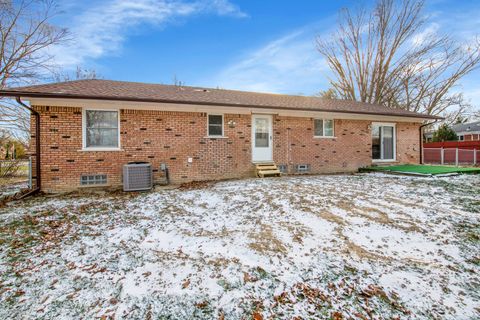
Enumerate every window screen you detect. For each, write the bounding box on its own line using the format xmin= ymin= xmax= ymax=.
xmin=314 ymin=119 xmax=334 ymax=137
xmin=324 ymin=120 xmax=334 ymax=136
xmin=314 ymin=119 xmax=323 ymax=136
xmin=254 ymin=117 xmax=269 ymax=147
xmin=208 ymin=115 xmax=223 ymax=136
xmin=295 ymin=164 xmax=311 ymax=173
xmin=85 ymin=110 xmax=119 ymax=148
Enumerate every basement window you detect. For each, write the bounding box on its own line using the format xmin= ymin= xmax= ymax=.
xmin=295 ymin=164 xmax=311 ymax=173
xmin=207 ymin=114 xmax=224 ymax=137
xmin=80 ymin=174 xmax=107 ymax=186
xmin=314 ymin=119 xmax=334 ymax=137
xmin=83 ymin=109 xmax=120 ymax=149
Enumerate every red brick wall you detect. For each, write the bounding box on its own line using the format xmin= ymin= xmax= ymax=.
xmin=30 ymin=106 xmax=420 ymax=192
xmin=396 ymin=122 xmax=421 ymax=163
xmin=272 ymin=117 xmax=420 ymax=173
xmin=272 ymin=117 xmax=372 ymax=173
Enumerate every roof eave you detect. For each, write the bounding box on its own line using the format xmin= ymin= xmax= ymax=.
xmin=0 ymin=90 xmax=442 ymax=120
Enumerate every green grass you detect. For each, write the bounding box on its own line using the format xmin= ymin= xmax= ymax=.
xmin=361 ymin=164 xmax=480 ymax=175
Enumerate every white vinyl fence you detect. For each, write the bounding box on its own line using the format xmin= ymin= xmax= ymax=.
xmin=423 ymin=148 xmax=479 ymax=166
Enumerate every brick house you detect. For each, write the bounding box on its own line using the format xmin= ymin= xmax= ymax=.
xmin=424 ymin=121 xmax=480 ymax=142
xmin=1 ymin=80 xmax=439 ymax=193
xmin=451 ymin=121 xmax=480 ymax=142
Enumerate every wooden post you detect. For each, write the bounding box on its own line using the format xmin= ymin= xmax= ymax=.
xmin=474 ymin=148 xmax=477 ymax=166
xmin=441 ymin=148 xmax=444 ymax=165
xmin=455 ymin=148 xmax=459 ymax=167
xmin=421 ymin=146 xmax=424 ymax=164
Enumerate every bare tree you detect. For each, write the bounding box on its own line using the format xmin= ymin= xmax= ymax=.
xmin=316 ymin=0 xmax=480 ymax=119
xmin=52 ymin=65 xmax=100 ymax=82
xmin=473 ymin=111 xmax=480 ymax=121
xmin=0 ymin=0 xmax=68 ymax=137
xmin=317 ymin=88 xmax=339 ymax=99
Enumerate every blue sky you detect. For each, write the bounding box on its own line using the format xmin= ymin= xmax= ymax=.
xmin=50 ymin=0 xmax=480 ymax=108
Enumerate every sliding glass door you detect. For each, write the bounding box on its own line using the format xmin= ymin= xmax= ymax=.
xmin=372 ymin=123 xmax=396 ymax=161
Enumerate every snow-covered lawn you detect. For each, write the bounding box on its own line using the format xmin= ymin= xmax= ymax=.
xmin=0 ymin=173 xmax=479 ymax=319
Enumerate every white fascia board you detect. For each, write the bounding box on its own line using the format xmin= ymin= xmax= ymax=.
xmin=29 ymin=97 xmax=427 ymax=123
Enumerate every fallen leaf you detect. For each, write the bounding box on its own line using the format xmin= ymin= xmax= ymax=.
xmin=195 ymin=301 xmax=208 ymax=309
xmin=14 ymin=290 xmax=25 ymax=297
xmin=182 ymin=279 xmax=190 ymax=289
xmin=243 ymin=272 xmax=258 ymax=283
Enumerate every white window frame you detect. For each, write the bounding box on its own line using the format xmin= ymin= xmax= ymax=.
xmin=372 ymin=122 xmax=396 ymax=162
xmin=459 ymin=135 xmax=464 ymax=141
xmin=207 ymin=113 xmax=224 ymax=137
xmin=82 ymin=108 xmax=121 ymax=151
xmin=313 ymin=118 xmax=335 ymax=138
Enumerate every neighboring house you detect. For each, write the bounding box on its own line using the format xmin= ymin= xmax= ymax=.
xmin=451 ymin=121 xmax=480 ymax=141
xmin=423 ymin=131 xmax=435 ymax=142
xmin=0 ymin=80 xmax=438 ymax=193
xmin=425 ymin=121 xmax=480 ymax=142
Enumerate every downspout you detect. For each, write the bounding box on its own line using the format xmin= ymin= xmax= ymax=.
xmin=419 ymin=119 xmax=440 ymax=164
xmin=15 ymin=97 xmax=41 ymax=195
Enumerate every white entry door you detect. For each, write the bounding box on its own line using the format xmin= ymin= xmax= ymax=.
xmin=252 ymin=114 xmax=273 ymax=162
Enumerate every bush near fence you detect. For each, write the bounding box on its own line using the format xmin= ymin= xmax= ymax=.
xmin=0 ymin=160 xmax=29 ymax=178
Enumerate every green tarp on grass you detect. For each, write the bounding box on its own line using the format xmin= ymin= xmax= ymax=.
xmin=361 ymin=164 xmax=480 ymax=175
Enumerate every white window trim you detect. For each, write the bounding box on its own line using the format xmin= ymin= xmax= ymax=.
xmin=207 ymin=113 xmax=225 ymax=138
xmin=372 ymin=122 xmax=396 ymax=162
xmin=82 ymin=108 xmax=121 ymax=151
xmin=313 ymin=118 xmax=335 ymax=138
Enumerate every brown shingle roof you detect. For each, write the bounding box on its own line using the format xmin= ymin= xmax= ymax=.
xmin=0 ymin=79 xmax=440 ymax=119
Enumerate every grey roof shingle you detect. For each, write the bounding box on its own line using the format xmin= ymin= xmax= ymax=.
xmin=451 ymin=121 xmax=480 ymax=133
xmin=0 ymin=79 xmax=440 ymax=119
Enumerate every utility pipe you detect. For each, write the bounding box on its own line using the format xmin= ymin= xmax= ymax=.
xmin=419 ymin=119 xmax=441 ymax=164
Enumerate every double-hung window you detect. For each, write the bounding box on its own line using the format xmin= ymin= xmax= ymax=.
xmin=84 ymin=110 xmax=120 ymax=149
xmin=314 ymin=119 xmax=334 ymax=137
xmin=208 ymin=114 xmax=224 ymax=137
